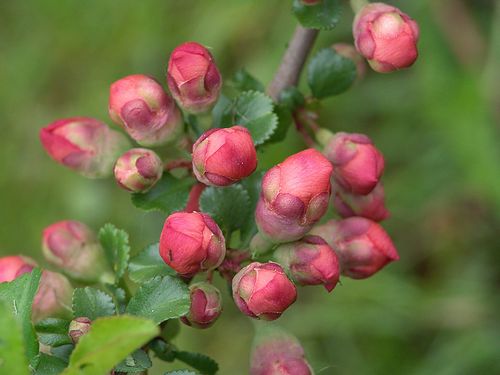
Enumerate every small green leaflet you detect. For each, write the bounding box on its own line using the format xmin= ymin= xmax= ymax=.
xmin=72 ymin=287 xmax=116 ymax=320
xmin=292 ymin=0 xmax=342 ymax=30
xmin=98 ymin=223 xmax=130 ymax=281
xmin=128 ymin=243 xmax=176 ymax=283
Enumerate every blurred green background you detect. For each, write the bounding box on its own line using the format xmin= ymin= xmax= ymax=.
xmin=1 ymin=0 xmax=499 ymax=374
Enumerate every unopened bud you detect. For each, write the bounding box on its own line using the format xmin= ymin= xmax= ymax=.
xmin=40 ymin=117 xmax=130 ymax=178
xmin=353 ymin=2 xmax=419 ymax=73
xmin=192 ymin=126 xmax=257 ymax=186
xmin=232 ymin=262 xmax=297 ymax=321
xmin=69 ymin=317 xmax=92 ymax=344
xmin=323 ymin=132 xmax=384 ymax=195
xmin=0 ymin=255 xmax=36 ymax=283
xmin=167 ymin=42 xmax=222 ymax=114
xmin=32 ymin=271 xmax=73 ymax=323
xmin=256 ymin=149 xmax=332 ymax=243
xmin=109 ymin=74 xmax=183 ymax=146
xmin=332 ymin=43 xmax=366 ymax=80
xmin=333 ymin=182 xmax=389 ymax=222
xmin=114 ymin=148 xmax=163 ymax=192
xmin=42 ymin=220 xmax=112 ymax=283
xmin=274 ymin=235 xmax=340 ymax=292
xmin=301 ymin=0 xmax=321 ymax=5
xmin=311 ymin=217 xmax=399 ymax=279
xmin=159 ymin=212 xmax=226 ymax=277
xmin=181 ymin=282 xmax=222 ymax=329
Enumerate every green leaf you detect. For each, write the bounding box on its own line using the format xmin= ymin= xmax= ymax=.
xmin=98 ymin=223 xmax=131 ymax=280
xmin=307 ymin=48 xmax=357 ymax=99
xmin=278 ymin=86 xmax=305 ymax=111
xmin=128 ymin=243 xmax=176 ymax=283
xmin=164 ymin=371 xmax=198 ymax=375
xmin=238 ymin=172 xmax=264 ymax=247
xmin=200 ymin=185 xmax=251 ymax=236
xmin=72 ymin=288 xmax=116 ymax=320
xmin=102 ymin=285 xmax=127 ymax=314
xmin=292 ymin=0 xmax=342 ymax=30
xmin=231 ymin=69 xmax=265 ymax=92
xmin=0 ymin=300 xmax=30 ymax=375
xmin=34 ymin=353 xmax=68 ymax=375
xmin=265 ymin=103 xmax=293 ymax=144
xmin=132 ymin=173 xmax=194 ymax=214
xmin=174 ymin=351 xmax=218 ymax=375
xmin=114 ymin=349 xmax=152 ymax=373
xmin=50 ymin=345 xmax=73 ymax=364
xmin=215 ymin=91 xmax=278 ymax=145
xmin=36 ymin=318 xmax=72 ymax=347
xmin=212 ymin=94 xmax=232 ymax=128
xmin=0 ymin=268 xmax=41 ymax=363
xmin=126 ymin=276 xmax=190 ymax=325
xmin=62 ymin=315 xmax=158 ymax=375
xmin=150 ymin=339 xmax=176 ymax=362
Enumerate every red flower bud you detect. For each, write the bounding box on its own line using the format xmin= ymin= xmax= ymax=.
xmin=159 ymin=212 xmax=226 ymax=277
xmin=332 ymin=43 xmax=366 ymax=80
xmin=274 ymin=235 xmax=340 ymax=292
xmin=256 ymin=149 xmax=333 ymax=243
xmin=0 ymin=255 xmax=36 ymax=283
xmin=250 ymin=325 xmax=313 ymax=375
xmin=114 ymin=148 xmax=163 ymax=192
xmin=167 ymin=42 xmax=222 ymax=114
xmin=232 ymin=262 xmax=297 ymax=321
xmin=69 ymin=317 xmax=92 ymax=344
xmin=301 ymin=0 xmax=321 ymax=5
xmin=192 ymin=126 xmax=257 ymax=186
xmin=311 ymin=218 xmax=399 ymax=279
xmin=333 ymin=182 xmax=389 ymax=222
xmin=181 ymin=282 xmax=222 ymax=329
xmin=33 ymin=270 xmax=73 ymax=322
xmin=40 ymin=117 xmax=130 ymax=178
xmin=42 ymin=220 xmax=112 ymax=283
xmin=109 ymin=74 xmax=183 ymax=146
xmin=353 ymin=2 xmax=419 ymax=73
xmin=323 ymin=132 xmax=384 ymax=195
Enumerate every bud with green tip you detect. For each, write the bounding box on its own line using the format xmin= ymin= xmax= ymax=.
xmin=181 ymin=282 xmax=222 ymax=329
xmin=114 ymin=148 xmax=163 ymax=192
xmin=69 ymin=317 xmax=92 ymax=344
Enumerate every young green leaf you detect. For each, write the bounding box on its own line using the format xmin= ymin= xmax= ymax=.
xmin=307 ymin=48 xmax=357 ymax=99
xmin=174 ymin=351 xmax=219 ymax=375
xmin=114 ymin=349 xmax=152 ymax=373
xmin=0 ymin=300 xmax=30 ymax=375
xmin=126 ymin=276 xmax=190 ymax=325
xmin=34 ymin=353 xmax=68 ymax=375
xmin=72 ymin=288 xmax=116 ymax=320
xmin=98 ymin=223 xmax=131 ymax=281
xmin=35 ymin=318 xmax=72 ymax=347
xmin=292 ymin=0 xmax=342 ymax=30
xmin=131 ymin=173 xmax=194 ymax=214
xmin=128 ymin=243 xmax=175 ymax=283
xmin=231 ymin=69 xmax=265 ymax=92
xmin=62 ymin=315 xmax=158 ymax=375
xmin=0 ymin=268 xmax=41 ymax=364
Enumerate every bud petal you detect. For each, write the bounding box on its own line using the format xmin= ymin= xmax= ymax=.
xmin=274 ymin=235 xmax=340 ymax=292
xmin=0 ymin=255 xmax=36 ymax=283
xmin=69 ymin=317 xmax=92 ymax=344
xmin=353 ymin=2 xmax=419 ymax=73
xmin=159 ymin=212 xmax=226 ymax=277
xmin=232 ymin=262 xmax=297 ymax=321
xmin=109 ymin=74 xmax=183 ymax=146
xmin=311 ymin=218 xmax=399 ymax=279
xmin=181 ymin=282 xmax=222 ymax=329
xmin=42 ymin=220 xmax=112 ymax=283
xmin=167 ymin=42 xmax=222 ymax=114
xmin=332 ymin=43 xmax=366 ymax=80
xmin=114 ymin=148 xmax=163 ymax=192
xmin=333 ymin=182 xmax=389 ymax=222
xmin=192 ymin=126 xmax=257 ymax=186
xmin=256 ymin=149 xmax=333 ymax=243
xmin=32 ymin=271 xmax=73 ymax=322
xmin=323 ymin=132 xmax=384 ymax=195
xmin=40 ymin=117 xmax=130 ymax=178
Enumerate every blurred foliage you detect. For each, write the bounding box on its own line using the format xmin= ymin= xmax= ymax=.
xmin=1 ymin=0 xmax=499 ymax=374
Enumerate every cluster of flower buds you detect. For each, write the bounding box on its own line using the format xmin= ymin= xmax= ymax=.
xmin=353 ymin=2 xmax=419 ymax=73
xmin=114 ymin=148 xmax=163 ymax=192
xmin=181 ymin=282 xmax=222 ymax=329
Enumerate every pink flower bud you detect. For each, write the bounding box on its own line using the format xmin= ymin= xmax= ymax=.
xmin=232 ymin=262 xmax=297 ymax=321
xmin=40 ymin=117 xmax=130 ymax=178
xmin=0 ymin=255 xmax=36 ymax=283
xmin=192 ymin=126 xmax=257 ymax=186
xmin=42 ymin=220 xmax=112 ymax=283
xmin=274 ymin=235 xmax=340 ymax=292
xmin=167 ymin=42 xmax=222 ymax=114
xmin=311 ymin=218 xmax=399 ymax=279
xmin=114 ymin=148 xmax=163 ymax=192
xmin=69 ymin=317 xmax=92 ymax=344
xmin=256 ymin=149 xmax=333 ymax=243
xmin=159 ymin=212 xmax=226 ymax=277
xmin=332 ymin=43 xmax=366 ymax=80
xmin=301 ymin=0 xmax=321 ymax=5
xmin=181 ymin=282 xmax=222 ymax=329
xmin=250 ymin=325 xmax=313 ymax=375
xmin=323 ymin=132 xmax=384 ymax=195
xmin=353 ymin=2 xmax=419 ymax=73
xmin=109 ymin=74 xmax=183 ymax=146
xmin=333 ymin=182 xmax=389 ymax=222
xmin=32 ymin=270 xmax=73 ymax=322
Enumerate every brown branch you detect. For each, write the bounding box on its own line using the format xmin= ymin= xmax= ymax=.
xmin=267 ymin=25 xmax=319 ymax=101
